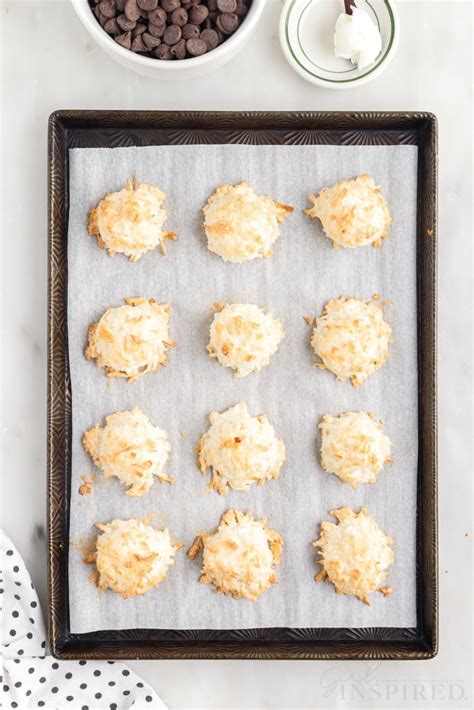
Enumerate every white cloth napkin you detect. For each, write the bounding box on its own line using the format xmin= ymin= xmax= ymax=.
xmin=1 ymin=529 xmax=167 ymax=709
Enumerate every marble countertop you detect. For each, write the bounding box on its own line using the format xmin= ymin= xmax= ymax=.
xmin=2 ymin=0 xmax=472 ymax=707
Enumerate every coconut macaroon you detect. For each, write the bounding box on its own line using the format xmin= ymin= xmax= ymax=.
xmin=203 ymin=181 xmax=293 ymax=262
xmin=207 ymin=303 xmax=284 ymax=377
xmin=87 ymin=517 xmax=180 ymax=599
xmin=305 ymin=174 xmax=391 ymax=249
xmin=85 ymin=297 xmax=175 ymax=382
xmin=88 ymin=179 xmax=177 ymax=261
xmin=188 ymin=509 xmax=283 ymax=601
xmin=313 ymin=507 xmax=394 ymax=604
xmin=319 ymin=411 xmax=391 ymax=488
xmin=196 ymin=402 xmax=286 ymax=495
xmin=83 ymin=406 xmax=173 ymax=497
xmin=311 ymin=296 xmax=392 ymax=387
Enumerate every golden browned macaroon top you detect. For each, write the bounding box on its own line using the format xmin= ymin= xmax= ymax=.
xmin=196 ymin=402 xmax=286 ymax=495
xmin=207 ymin=303 xmax=284 ymax=377
xmin=305 ymin=174 xmax=391 ymax=249
xmin=203 ymin=181 xmax=293 ymax=262
xmin=88 ymin=178 xmax=177 ymax=261
xmin=83 ymin=406 xmax=173 ymax=497
xmin=85 ymin=297 xmax=175 ymax=382
xmin=188 ymin=509 xmax=283 ymax=601
xmin=319 ymin=411 xmax=392 ymax=487
xmin=313 ymin=507 xmax=394 ymax=604
xmin=85 ymin=517 xmax=180 ymax=599
xmin=311 ymin=296 xmax=392 ymax=387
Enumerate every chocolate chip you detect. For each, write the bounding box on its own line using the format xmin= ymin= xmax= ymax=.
xmin=124 ymin=0 xmax=141 ymax=21
xmin=200 ymin=27 xmax=218 ymax=49
xmin=160 ymin=0 xmax=180 ymax=11
xmin=170 ymin=38 xmax=186 ymax=57
xmin=117 ymin=13 xmax=136 ymax=29
xmin=170 ymin=6 xmax=187 ymax=25
xmin=148 ymin=6 xmax=167 ymax=23
xmin=94 ymin=6 xmax=107 ymax=25
xmin=147 ymin=21 xmax=166 ymax=35
xmin=186 ymin=37 xmax=207 ymax=55
xmin=115 ymin=30 xmax=132 ymax=48
xmin=154 ymin=43 xmax=172 ymax=58
xmin=137 ymin=0 xmax=157 ymax=8
xmin=217 ymin=0 xmax=236 ymax=12
xmin=132 ymin=21 xmax=147 ymax=34
xmin=142 ymin=31 xmax=162 ymax=48
xmin=188 ymin=3 xmax=208 ymax=23
xmin=131 ymin=33 xmax=147 ymax=50
xmin=104 ymin=16 xmax=120 ymax=33
xmin=181 ymin=22 xmax=199 ymax=38
xmin=98 ymin=0 xmax=116 ymax=18
xmin=163 ymin=23 xmax=181 ymax=43
xmin=216 ymin=11 xmax=238 ymax=33
xmin=235 ymin=0 xmax=247 ymax=16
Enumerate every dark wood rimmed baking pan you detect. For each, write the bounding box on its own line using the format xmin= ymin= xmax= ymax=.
xmin=48 ymin=111 xmax=437 ymax=660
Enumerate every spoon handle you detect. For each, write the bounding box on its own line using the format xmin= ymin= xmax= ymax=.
xmin=344 ymin=0 xmax=356 ymax=14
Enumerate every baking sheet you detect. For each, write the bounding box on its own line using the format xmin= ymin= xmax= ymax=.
xmin=67 ymin=143 xmax=418 ymax=633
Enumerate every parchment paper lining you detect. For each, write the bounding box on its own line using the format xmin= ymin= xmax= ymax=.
xmin=67 ymin=143 xmax=418 ymax=632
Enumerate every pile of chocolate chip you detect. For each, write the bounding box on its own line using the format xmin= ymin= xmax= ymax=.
xmin=90 ymin=0 xmax=251 ymax=59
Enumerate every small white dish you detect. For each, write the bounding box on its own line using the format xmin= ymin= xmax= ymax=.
xmin=279 ymin=0 xmax=399 ymax=89
xmin=70 ymin=0 xmax=266 ymax=80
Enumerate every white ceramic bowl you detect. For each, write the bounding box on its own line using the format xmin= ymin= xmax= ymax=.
xmin=71 ymin=0 xmax=266 ymax=79
xmin=279 ymin=0 xmax=399 ymax=89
